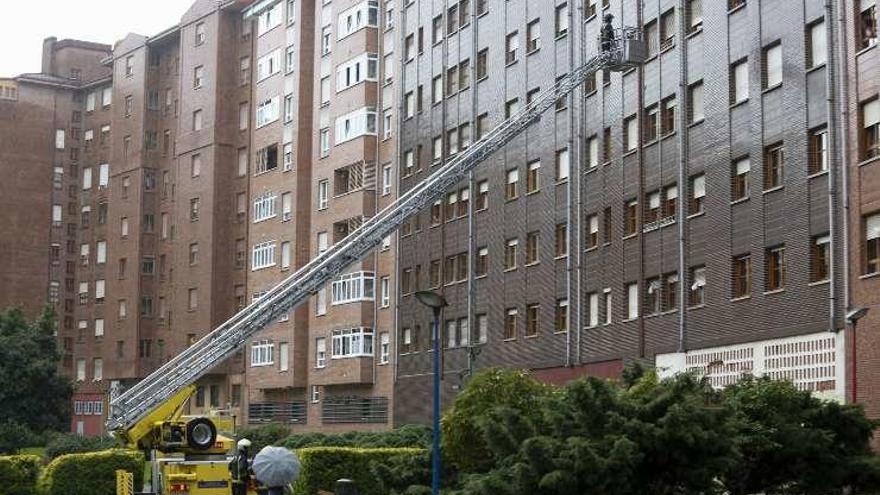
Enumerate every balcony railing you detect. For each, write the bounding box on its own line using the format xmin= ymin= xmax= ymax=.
xmin=321 ymin=396 xmax=388 ymax=424
xmin=248 ymin=401 xmax=307 ymax=424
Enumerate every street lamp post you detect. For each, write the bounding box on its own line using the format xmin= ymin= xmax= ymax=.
xmin=415 ymin=290 xmax=448 ymax=495
xmin=846 ymin=307 xmax=869 ymax=403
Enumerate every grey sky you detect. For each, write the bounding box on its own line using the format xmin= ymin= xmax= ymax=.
xmin=0 ymin=0 xmax=190 ymax=77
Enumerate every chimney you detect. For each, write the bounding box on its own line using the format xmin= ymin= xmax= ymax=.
xmin=41 ymin=37 xmax=57 ymax=75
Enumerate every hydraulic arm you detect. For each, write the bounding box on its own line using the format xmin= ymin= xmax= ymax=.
xmin=107 ymin=33 xmax=644 ymax=434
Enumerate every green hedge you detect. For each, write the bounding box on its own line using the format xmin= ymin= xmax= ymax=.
xmin=39 ymin=449 xmax=143 ymax=495
xmin=291 ymin=447 xmax=424 ymax=495
xmin=278 ymin=424 xmax=431 ymax=450
xmin=0 ymin=455 xmax=41 ymax=495
xmin=44 ymin=433 xmax=120 ymax=460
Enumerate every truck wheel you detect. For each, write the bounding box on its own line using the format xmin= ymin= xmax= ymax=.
xmin=186 ymin=417 xmax=217 ymax=450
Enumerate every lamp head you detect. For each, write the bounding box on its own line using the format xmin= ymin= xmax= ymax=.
xmin=846 ymin=307 xmax=869 ymax=323
xmin=415 ymin=290 xmax=448 ymax=310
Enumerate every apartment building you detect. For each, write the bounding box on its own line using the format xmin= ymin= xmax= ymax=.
xmin=393 ymin=0 xmax=855 ymax=424
xmin=847 ymin=0 xmax=879 ymax=418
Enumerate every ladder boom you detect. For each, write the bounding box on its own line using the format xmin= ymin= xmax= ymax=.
xmin=107 ymin=47 xmax=623 ymax=433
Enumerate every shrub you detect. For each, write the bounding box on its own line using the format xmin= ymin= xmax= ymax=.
xmin=44 ymin=433 xmax=120 ymax=460
xmin=0 ymin=422 xmax=39 ymax=455
xmin=39 ymin=449 xmax=143 ymax=495
xmin=235 ymin=423 xmax=290 ymax=453
xmin=0 ymin=455 xmax=41 ymax=495
xmin=278 ymin=424 xmax=431 ymax=450
xmin=291 ymin=447 xmax=424 ymax=495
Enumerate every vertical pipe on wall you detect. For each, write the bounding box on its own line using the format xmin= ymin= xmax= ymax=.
xmin=824 ymin=0 xmax=840 ymax=334
xmin=675 ymin=0 xmax=689 ymax=352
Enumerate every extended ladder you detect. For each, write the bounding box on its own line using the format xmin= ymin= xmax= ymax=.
xmin=107 ymin=41 xmax=638 ymax=432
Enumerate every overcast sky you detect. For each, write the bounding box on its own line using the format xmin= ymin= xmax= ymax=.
xmin=0 ymin=0 xmax=190 ymax=77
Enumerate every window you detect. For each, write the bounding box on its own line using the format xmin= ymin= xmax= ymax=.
xmin=555 ymin=3 xmax=569 ymax=37
xmin=400 ymin=327 xmax=413 ymax=354
xmin=252 ymin=241 xmax=277 ymax=270
xmin=189 ymin=243 xmax=199 ymax=265
xmin=659 ymin=8 xmax=675 ymax=50
xmin=603 ymin=288 xmax=612 ymax=324
xmin=188 ymin=288 xmax=198 ymax=310
xmin=731 ymin=59 xmax=749 ymax=104
xmin=283 ymin=143 xmax=293 ymax=171
xmin=646 ymin=19 xmax=659 ymax=56
xmin=193 ymin=109 xmax=203 ymax=131
xmin=586 ymin=214 xmax=599 ymax=249
xmin=336 ymin=53 xmax=379 ymax=91
xmin=504 ymin=308 xmax=518 ymax=339
xmin=475 ymin=247 xmax=488 ymax=277
xmin=555 ymin=223 xmax=568 ymax=257
xmin=525 ymin=231 xmax=540 ymax=265
xmin=807 ymin=19 xmax=827 ymax=69
xmin=505 ymin=31 xmax=519 ymax=64
xmin=864 ymin=213 xmax=880 ymax=275
xmin=505 ymin=168 xmax=519 ymax=200
xmin=624 ymin=115 xmax=638 ymax=152
xmin=688 ymin=265 xmax=707 ymax=306
xmin=764 ymin=142 xmax=784 ymax=190
xmin=810 ymin=235 xmax=830 ymax=283
xmin=284 ymin=94 xmax=294 ymax=122
xmin=505 ymin=238 xmax=519 ymax=270
xmin=193 ymin=65 xmax=204 ymax=88
xmin=125 ymin=55 xmax=134 ymax=77
xmin=862 ymin=98 xmax=880 ymax=161
xmin=334 ymin=107 xmax=378 ymax=144
xmin=320 ymin=128 xmax=330 ymax=156
xmin=690 ymin=174 xmax=705 ymax=215
xmin=732 ymin=157 xmax=750 ymax=201
xmin=379 ymin=333 xmax=390 ymax=364
xmin=331 ymin=271 xmax=375 ymax=304
xmin=644 ymin=104 xmax=659 ymax=142
xmin=257 ymin=3 xmax=282 ymax=36
xmin=729 ymin=0 xmax=746 ymax=9
xmin=476 ymin=180 xmax=489 ymax=210
xmin=526 ymin=160 xmax=541 ymax=193
xmin=732 ymin=254 xmax=752 ymax=298
xmin=809 ymin=126 xmax=828 ymax=174
xmin=586 ymin=135 xmax=599 ymax=169
xmin=383 ymin=111 xmax=393 ymax=140
xmin=251 ymin=340 xmax=275 ymax=367
xmin=240 ymin=57 xmax=251 ymax=86
xmin=238 ymin=148 xmax=248 ymax=176
xmin=689 ymin=82 xmax=704 ymax=123
xmin=556 ymin=148 xmax=570 ymax=181
xmin=321 ymin=26 xmax=332 ymax=55
xmin=331 ymin=327 xmax=374 ymax=358
xmin=256 ymin=96 xmax=280 ymax=127
xmin=102 ymin=87 xmax=112 ymax=107
xmin=645 ymin=191 xmax=661 ymax=224
xmin=337 ymin=1 xmax=379 ymax=39
xmin=663 ymin=185 xmax=678 ymax=219
xmin=476 ymin=49 xmax=488 ymax=80
xmin=286 ymin=46 xmax=295 ymax=73
xmin=527 ymin=20 xmax=540 ymax=53
xmin=626 ymin=282 xmax=639 ymax=319
xmin=625 ymin=200 xmax=638 ymax=236
xmin=765 ymin=245 xmax=785 ymax=292
xmin=763 ymin=42 xmax=782 ymax=89
xmin=505 ymin=97 xmax=520 ymax=118
xmin=310 ymin=336 xmax=329 ymax=371
xmin=404 ymin=33 xmax=414 ymax=60
xmin=280 ymin=241 xmax=291 ymax=270
xmin=858 ymin=1 xmax=877 ymax=50
xmin=687 ymin=0 xmax=703 ymax=33
xmin=645 ymin=277 xmax=662 ymax=315
xmin=524 ymin=304 xmax=539 ymax=337
xmin=369 ymin=263 xmax=389 ymax=301
xmin=253 ymin=192 xmax=277 ymax=222
xmin=255 ymin=143 xmax=279 ymax=174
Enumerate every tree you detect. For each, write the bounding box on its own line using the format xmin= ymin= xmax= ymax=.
xmin=0 ymin=306 xmax=73 ymax=453
xmin=720 ymin=376 xmax=880 ymax=495
xmin=440 ymin=368 xmax=558 ymax=473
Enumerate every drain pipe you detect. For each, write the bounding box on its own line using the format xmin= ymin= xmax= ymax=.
xmin=824 ymin=0 xmax=840 ymax=334
xmin=565 ymin=0 xmax=580 ymax=368
xmin=675 ymin=0 xmax=689 ymax=352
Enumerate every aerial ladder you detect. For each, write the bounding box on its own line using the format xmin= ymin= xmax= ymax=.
xmin=106 ymin=27 xmax=645 ymax=495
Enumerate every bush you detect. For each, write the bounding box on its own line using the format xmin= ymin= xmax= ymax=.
xmin=0 ymin=421 xmax=39 ymax=455
xmin=278 ymin=424 xmax=431 ymax=450
xmin=291 ymin=447 xmax=424 ymax=495
xmin=39 ymin=449 xmax=143 ymax=495
xmin=235 ymin=423 xmax=291 ymax=453
xmin=44 ymin=433 xmax=120 ymax=460
xmin=0 ymin=455 xmax=41 ymax=495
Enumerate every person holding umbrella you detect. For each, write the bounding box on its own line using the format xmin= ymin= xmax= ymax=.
xmin=252 ymin=446 xmax=302 ymax=495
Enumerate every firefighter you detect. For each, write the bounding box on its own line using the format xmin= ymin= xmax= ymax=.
xmin=229 ymin=438 xmax=252 ymax=495
xmin=601 ymin=13 xmax=616 ymax=52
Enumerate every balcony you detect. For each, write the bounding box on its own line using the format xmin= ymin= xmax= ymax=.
xmin=321 ymin=396 xmax=388 ymax=424
xmin=248 ymin=401 xmax=306 ymax=424
xmin=331 ymin=271 xmax=375 ymax=306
